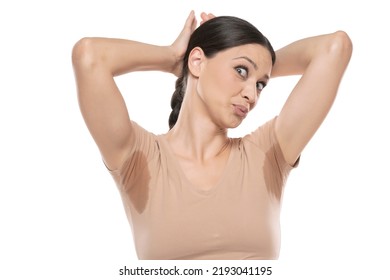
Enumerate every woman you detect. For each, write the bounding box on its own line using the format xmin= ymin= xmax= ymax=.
xmin=72 ymin=11 xmax=352 ymax=259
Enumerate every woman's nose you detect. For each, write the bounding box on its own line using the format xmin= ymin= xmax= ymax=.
xmin=241 ymin=83 xmax=257 ymax=103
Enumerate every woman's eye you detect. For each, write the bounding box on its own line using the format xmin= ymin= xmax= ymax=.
xmin=235 ymin=66 xmax=248 ymax=78
xmin=256 ymin=82 xmax=265 ymax=92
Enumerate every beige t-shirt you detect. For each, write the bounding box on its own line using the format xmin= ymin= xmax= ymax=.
xmin=109 ymin=117 xmax=295 ymax=260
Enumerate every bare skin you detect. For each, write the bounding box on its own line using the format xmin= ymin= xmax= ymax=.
xmin=72 ymin=11 xmax=352 ymax=191
xmin=165 ymin=43 xmax=273 ymax=190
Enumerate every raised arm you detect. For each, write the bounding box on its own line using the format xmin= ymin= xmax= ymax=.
xmin=271 ymin=31 xmax=353 ymax=165
xmin=71 ymin=11 xmax=197 ymax=170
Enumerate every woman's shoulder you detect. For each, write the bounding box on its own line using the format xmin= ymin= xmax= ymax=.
xmin=241 ymin=117 xmax=278 ymax=147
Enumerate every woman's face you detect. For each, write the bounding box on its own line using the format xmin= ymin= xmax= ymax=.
xmin=196 ymin=43 xmax=273 ymax=128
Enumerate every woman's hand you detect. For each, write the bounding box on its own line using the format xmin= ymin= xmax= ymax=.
xmin=200 ymin=12 xmax=216 ymax=25
xmin=170 ymin=11 xmax=215 ymax=77
xmin=170 ymin=11 xmax=196 ymax=76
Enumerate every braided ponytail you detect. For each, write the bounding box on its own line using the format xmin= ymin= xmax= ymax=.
xmin=168 ymin=75 xmax=187 ymax=130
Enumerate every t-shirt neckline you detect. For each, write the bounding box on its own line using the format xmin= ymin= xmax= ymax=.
xmin=157 ymin=135 xmax=237 ymax=195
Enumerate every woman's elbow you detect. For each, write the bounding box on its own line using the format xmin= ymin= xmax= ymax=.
xmin=329 ymin=31 xmax=353 ymax=60
xmin=71 ymin=37 xmax=97 ymax=70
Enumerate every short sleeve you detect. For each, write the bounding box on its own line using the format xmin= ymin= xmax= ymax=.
xmin=107 ymin=121 xmax=159 ymax=192
xmin=243 ymin=116 xmax=298 ymax=189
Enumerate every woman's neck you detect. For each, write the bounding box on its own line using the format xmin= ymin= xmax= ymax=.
xmin=165 ymin=95 xmax=230 ymax=163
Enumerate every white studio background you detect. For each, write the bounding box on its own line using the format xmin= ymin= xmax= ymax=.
xmin=0 ymin=0 xmax=389 ymax=279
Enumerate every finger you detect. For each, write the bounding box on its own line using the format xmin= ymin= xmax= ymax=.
xmin=200 ymin=12 xmax=209 ymax=22
xmin=190 ymin=14 xmax=197 ymax=32
xmin=179 ymin=10 xmax=196 ymax=36
xmin=184 ymin=10 xmax=196 ymax=30
xmin=200 ymin=12 xmax=216 ymax=25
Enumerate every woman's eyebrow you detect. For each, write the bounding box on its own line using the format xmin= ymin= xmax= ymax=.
xmin=233 ymin=56 xmax=258 ymax=70
xmin=233 ymin=56 xmax=270 ymax=81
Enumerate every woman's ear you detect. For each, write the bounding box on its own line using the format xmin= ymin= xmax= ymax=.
xmin=188 ymin=47 xmax=204 ymax=78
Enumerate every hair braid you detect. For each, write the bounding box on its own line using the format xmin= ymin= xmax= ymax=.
xmin=168 ymin=75 xmax=186 ymax=129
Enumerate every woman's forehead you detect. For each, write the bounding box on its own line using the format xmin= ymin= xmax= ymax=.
xmin=214 ymin=44 xmax=273 ymax=69
xmin=229 ymin=44 xmax=271 ymax=59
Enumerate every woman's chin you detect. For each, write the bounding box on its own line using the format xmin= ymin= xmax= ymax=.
xmin=227 ymin=119 xmax=243 ymax=129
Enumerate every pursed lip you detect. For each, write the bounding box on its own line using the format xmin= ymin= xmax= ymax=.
xmin=233 ymin=104 xmax=249 ymax=118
